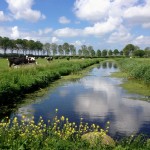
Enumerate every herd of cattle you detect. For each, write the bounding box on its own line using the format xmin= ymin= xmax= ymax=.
xmin=7 ymin=56 xmax=53 ymax=67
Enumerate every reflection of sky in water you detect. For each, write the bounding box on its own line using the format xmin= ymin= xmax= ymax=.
xmin=14 ymin=62 xmax=150 ymax=139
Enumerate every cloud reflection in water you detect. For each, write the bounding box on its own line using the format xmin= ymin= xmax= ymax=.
xmin=75 ymin=71 xmax=150 ymax=136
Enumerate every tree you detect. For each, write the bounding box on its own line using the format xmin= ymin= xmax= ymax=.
xmin=22 ymin=39 xmax=28 ymax=55
xmin=58 ymin=45 xmax=64 ymax=55
xmin=133 ymin=50 xmax=145 ymax=57
xmin=27 ymin=40 xmax=35 ymax=55
xmin=43 ymin=43 xmax=51 ymax=56
xmin=108 ymin=49 xmax=113 ymax=56
xmin=81 ymin=45 xmax=89 ymax=57
xmin=113 ymin=49 xmax=119 ymax=56
xmin=144 ymin=47 xmax=150 ymax=57
xmin=78 ymin=49 xmax=82 ymax=56
xmin=35 ymin=41 xmax=43 ymax=56
xmin=51 ymin=43 xmax=57 ymax=56
xmin=123 ymin=44 xmax=135 ymax=57
xmin=70 ymin=44 xmax=76 ymax=56
xmin=9 ymin=39 xmax=17 ymax=54
xmin=63 ymin=42 xmax=70 ymax=55
xmin=134 ymin=46 xmax=140 ymax=51
xmin=102 ymin=49 xmax=107 ymax=57
xmin=96 ymin=49 xmax=101 ymax=57
xmin=88 ymin=46 xmax=93 ymax=57
xmin=91 ymin=49 xmax=95 ymax=57
xmin=120 ymin=51 xmax=123 ymax=56
xmin=1 ymin=37 xmax=10 ymax=54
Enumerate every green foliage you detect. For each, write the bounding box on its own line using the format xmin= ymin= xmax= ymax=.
xmin=116 ymin=58 xmax=150 ymax=85
xmin=102 ymin=49 xmax=107 ymax=57
xmin=133 ymin=50 xmax=145 ymax=57
xmin=123 ymin=44 xmax=135 ymax=56
xmin=97 ymin=49 xmax=101 ymax=57
xmin=114 ymin=49 xmax=119 ymax=56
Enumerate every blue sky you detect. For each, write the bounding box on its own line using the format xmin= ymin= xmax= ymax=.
xmin=0 ymin=0 xmax=150 ymax=51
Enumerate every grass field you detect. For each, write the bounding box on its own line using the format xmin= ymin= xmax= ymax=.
xmin=0 ymin=58 xmax=101 ymax=106
xmin=112 ymin=58 xmax=150 ymax=97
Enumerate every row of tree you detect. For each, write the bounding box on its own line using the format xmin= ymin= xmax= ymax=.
xmin=0 ymin=36 xmax=149 ymax=57
xmin=122 ymin=44 xmax=150 ymax=57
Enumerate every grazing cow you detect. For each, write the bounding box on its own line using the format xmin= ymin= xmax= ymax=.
xmin=27 ymin=56 xmax=37 ymax=64
xmin=45 ymin=57 xmax=53 ymax=62
xmin=7 ymin=56 xmax=37 ymax=67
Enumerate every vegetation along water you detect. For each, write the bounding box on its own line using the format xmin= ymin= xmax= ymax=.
xmin=113 ymin=58 xmax=150 ymax=97
xmin=0 ymin=57 xmax=150 ymax=149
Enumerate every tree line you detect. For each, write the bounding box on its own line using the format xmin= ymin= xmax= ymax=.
xmin=0 ymin=36 xmax=149 ymax=57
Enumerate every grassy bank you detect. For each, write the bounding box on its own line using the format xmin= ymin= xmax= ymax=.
xmin=0 ymin=112 xmax=149 ymax=150
xmin=0 ymin=58 xmax=102 ymax=106
xmin=113 ymin=58 xmax=150 ymax=97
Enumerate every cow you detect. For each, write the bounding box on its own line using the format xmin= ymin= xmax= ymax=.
xmin=45 ymin=57 xmax=53 ymax=62
xmin=27 ymin=56 xmax=37 ymax=64
xmin=7 ymin=56 xmax=37 ymax=67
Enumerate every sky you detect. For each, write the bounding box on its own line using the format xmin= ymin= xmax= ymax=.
xmin=0 ymin=0 xmax=150 ymax=51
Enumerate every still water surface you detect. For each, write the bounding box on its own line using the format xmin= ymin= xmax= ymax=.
xmin=11 ymin=62 xmax=150 ymax=139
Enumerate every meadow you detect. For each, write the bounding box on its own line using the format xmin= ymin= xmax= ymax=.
xmin=0 ymin=58 xmax=101 ymax=106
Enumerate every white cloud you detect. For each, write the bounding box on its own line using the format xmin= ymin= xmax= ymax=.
xmin=74 ymin=0 xmax=110 ymax=22
xmin=38 ymin=28 xmax=53 ymax=35
xmin=72 ymin=40 xmax=84 ymax=47
xmin=11 ymin=26 xmax=20 ymax=39
xmin=108 ymin=26 xmax=132 ymax=43
xmin=54 ymin=27 xmax=81 ymax=37
xmin=6 ymin=0 xmax=45 ymax=22
xmin=54 ymin=17 xmax=122 ymax=37
xmin=59 ymin=16 xmax=70 ymax=24
xmin=124 ymin=0 xmax=150 ymax=27
xmin=83 ymin=17 xmax=122 ymax=36
xmin=51 ymin=37 xmax=60 ymax=43
xmin=132 ymin=35 xmax=150 ymax=46
xmin=0 ymin=26 xmax=53 ymax=43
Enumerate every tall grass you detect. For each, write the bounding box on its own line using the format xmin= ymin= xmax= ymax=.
xmin=116 ymin=58 xmax=150 ymax=85
xmin=0 ymin=58 xmax=101 ymax=105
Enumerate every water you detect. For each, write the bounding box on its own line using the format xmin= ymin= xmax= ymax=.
xmin=11 ymin=62 xmax=150 ymax=139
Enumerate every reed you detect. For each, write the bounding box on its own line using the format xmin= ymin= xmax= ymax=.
xmin=116 ymin=58 xmax=150 ymax=85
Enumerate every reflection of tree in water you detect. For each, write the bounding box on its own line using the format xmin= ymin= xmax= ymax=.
xmin=97 ymin=64 xmax=101 ymax=69
xmin=98 ymin=61 xmax=118 ymax=70
xmin=108 ymin=62 xmax=112 ymax=69
xmin=102 ymin=62 xmax=107 ymax=68
xmin=113 ymin=63 xmax=118 ymax=69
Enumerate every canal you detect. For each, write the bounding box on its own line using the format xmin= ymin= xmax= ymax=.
xmin=10 ymin=61 xmax=150 ymax=139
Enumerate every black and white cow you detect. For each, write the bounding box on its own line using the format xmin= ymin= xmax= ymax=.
xmin=45 ymin=56 xmax=53 ymax=62
xmin=27 ymin=56 xmax=37 ymax=64
xmin=7 ymin=56 xmax=37 ymax=67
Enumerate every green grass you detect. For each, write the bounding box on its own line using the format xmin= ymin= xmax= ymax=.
xmin=113 ymin=58 xmax=150 ymax=97
xmin=0 ymin=58 xmax=102 ymax=106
